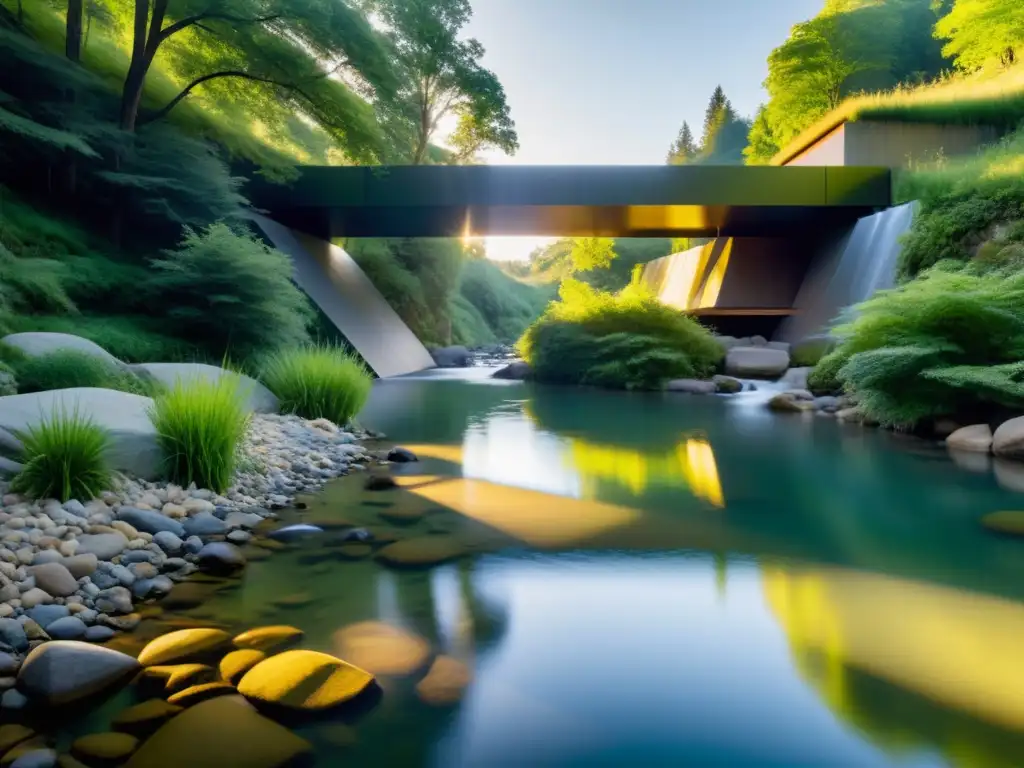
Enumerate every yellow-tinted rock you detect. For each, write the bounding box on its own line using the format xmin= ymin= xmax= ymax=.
xmin=333 ymin=621 xmax=431 ymax=676
xmin=375 ymin=535 xmax=467 ymax=568
xmin=337 ymin=543 xmax=372 ymax=560
xmin=271 ymin=592 xmax=313 ymax=609
xmin=167 ymin=681 xmax=236 ymax=707
xmin=232 ymin=626 xmax=303 ymax=653
xmin=1 ymin=738 xmax=46 ymax=768
xmin=0 ymin=725 xmax=34 ymax=755
xmin=111 ymin=699 xmax=183 ymax=738
xmin=252 ymin=538 xmax=287 ymax=551
xmin=377 ymin=507 xmax=424 ymax=525
xmin=137 ymin=629 xmax=231 ymax=666
xmin=71 ymin=732 xmax=139 ymax=764
xmin=981 ymin=511 xmax=1024 ymax=535
xmin=415 ymin=656 xmax=473 ymax=706
xmin=124 ymin=696 xmax=312 ymax=768
xmin=139 ymin=663 xmax=218 ymax=694
xmin=219 ymin=650 xmax=266 ymax=685
xmin=237 ymin=650 xmax=374 ymax=710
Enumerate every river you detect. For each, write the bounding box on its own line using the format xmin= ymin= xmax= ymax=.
xmin=77 ymin=368 xmax=1024 ymax=766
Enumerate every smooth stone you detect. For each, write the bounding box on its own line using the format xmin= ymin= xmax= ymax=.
xmin=0 ymin=620 xmax=27 ymax=652
xmin=415 ymin=655 xmax=472 ymax=705
xmin=131 ymin=363 xmax=279 ymax=414
xmin=375 ymin=536 xmax=467 ymax=568
xmin=1 ymin=689 xmax=27 ymax=711
xmin=724 ymin=347 xmax=790 ymax=379
xmin=341 ymin=528 xmax=373 ymax=543
xmin=266 ymin=524 xmax=322 ymax=542
xmin=994 ymin=416 xmax=1024 ymax=459
xmin=137 ymin=628 xmax=231 ymax=666
xmin=491 ymin=361 xmax=530 ymax=380
xmin=387 ymin=447 xmax=418 ymax=463
xmin=123 ymin=696 xmax=313 ymax=768
xmin=711 ymin=375 xmax=743 ymax=394
xmin=232 ymin=626 xmax=303 ymax=653
xmin=111 ymin=699 xmax=182 ymax=739
xmin=0 ymin=725 xmax=34 ymax=755
xmin=224 ymin=512 xmax=263 ymax=530
xmin=20 ymin=589 xmax=53 ymax=609
xmin=237 ymin=650 xmax=374 ymax=710
xmin=76 ymin=533 xmax=128 ymax=561
xmin=116 ymin=508 xmax=184 ymax=537
xmin=9 ymin=749 xmax=56 ymax=768
xmin=62 ymin=554 xmax=97 ymax=579
xmin=377 ymin=508 xmax=424 ymax=526
xmin=84 ymin=626 xmax=116 ymax=643
xmin=196 ymin=543 xmax=245 ymax=575
xmin=95 ymin=587 xmax=133 ymax=615
xmin=665 ymin=378 xmax=716 ymax=395
xmin=337 ymin=543 xmax=372 ymax=560
xmin=183 ymin=537 xmax=203 ymax=555
xmin=166 ymin=681 xmax=237 ymax=707
xmin=17 ymin=641 xmax=140 ymax=706
xmin=70 ymin=733 xmax=139 ymax=765
xmin=219 ymin=650 xmax=266 ymax=685
xmin=0 ymin=653 xmax=18 ymax=676
xmin=28 ymin=563 xmax=77 ymax=598
xmin=141 ymin=663 xmax=216 ymax=694
xmin=768 ymin=392 xmax=816 ymax=413
xmin=30 ymin=551 xmax=63 ymax=567
xmin=332 ymin=621 xmax=431 ymax=676
xmin=152 ymin=532 xmax=183 ymax=556
xmin=46 ymin=617 xmax=87 ymax=640
xmin=26 ymin=605 xmax=70 ymax=629
xmin=182 ymin=513 xmax=226 ymax=538
xmin=947 ymin=423 xmax=994 ymax=453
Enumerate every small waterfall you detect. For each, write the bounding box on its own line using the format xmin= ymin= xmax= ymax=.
xmin=779 ymin=202 xmax=917 ymax=341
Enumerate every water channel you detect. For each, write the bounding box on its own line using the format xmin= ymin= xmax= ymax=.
xmin=74 ymin=368 xmax=1024 ymax=766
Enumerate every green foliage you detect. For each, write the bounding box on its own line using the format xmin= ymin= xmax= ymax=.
xmin=934 ymin=0 xmax=1023 ymax=71
xmin=830 ymin=266 xmax=1024 ymax=425
xmin=6 ymin=315 xmax=194 ymax=363
xmin=518 ymin=278 xmax=722 ymax=390
xmin=808 ymin=349 xmax=848 ymax=396
xmin=520 ymin=238 xmax=674 ymax=292
xmin=260 ymin=345 xmax=373 ymax=426
xmin=11 ymin=407 xmax=112 ymax=503
xmin=12 ymin=349 xmax=156 ymax=396
xmin=896 ymin=126 xmax=1024 ymax=278
xmin=148 ymin=374 xmax=252 ymax=493
xmin=569 ymin=238 xmax=617 ymax=272
xmin=666 ymin=121 xmax=698 ymax=165
xmin=456 ymin=258 xmax=552 ymax=343
xmin=791 ymin=337 xmax=834 ymax=367
xmin=148 ymin=223 xmax=313 ymax=359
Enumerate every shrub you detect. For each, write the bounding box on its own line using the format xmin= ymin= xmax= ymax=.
xmin=11 ymin=407 xmax=112 ymax=502
xmin=260 ymin=345 xmax=373 ymax=425
xmin=13 ymin=350 xmax=156 ymax=396
xmin=148 ymin=374 xmax=251 ymax=492
xmin=807 ymin=350 xmax=849 ymax=395
xmin=147 ymin=223 xmax=313 ymax=361
xmin=518 ymin=278 xmax=722 ymax=390
xmin=830 ymin=266 xmax=1024 ymax=426
xmin=7 ymin=315 xmax=195 ymax=363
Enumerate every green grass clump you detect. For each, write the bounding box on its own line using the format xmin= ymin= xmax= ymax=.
xmin=13 ymin=350 xmax=156 ymax=396
xmin=11 ymin=407 xmax=112 ymax=502
xmin=807 ymin=350 xmax=850 ymax=396
xmin=261 ymin=346 xmax=373 ymax=426
xmin=517 ymin=278 xmax=722 ymax=390
xmin=829 ymin=266 xmax=1024 ymax=426
xmin=148 ymin=375 xmax=252 ymax=492
xmin=7 ymin=315 xmax=196 ymax=363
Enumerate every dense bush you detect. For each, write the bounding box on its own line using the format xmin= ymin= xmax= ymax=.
xmin=830 ymin=266 xmax=1024 ymax=426
xmin=148 ymin=223 xmax=313 ymax=361
xmin=5 ymin=315 xmax=195 ymax=364
xmin=148 ymin=375 xmax=252 ymax=492
xmin=896 ymin=127 xmax=1024 ymax=278
xmin=12 ymin=350 xmax=156 ymax=396
xmin=261 ymin=345 xmax=373 ymax=426
xmin=456 ymin=259 xmax=553 ymax=344
xmin=11 ymin=407 xmax=112 ymax=502
xmin=518 ymin=279 xmax=722 ymax=390
xmin=807 ymin=350 xmax=850 ymax=396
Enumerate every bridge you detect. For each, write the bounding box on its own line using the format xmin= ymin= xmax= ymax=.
xmin=247 ymin=165 xmax=894 ymax=377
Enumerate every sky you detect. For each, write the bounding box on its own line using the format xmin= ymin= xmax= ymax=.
xmin=459 ymin=0 xmax=823 ymax=260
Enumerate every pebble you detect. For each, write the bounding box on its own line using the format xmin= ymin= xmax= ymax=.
xmin=84 ymin=625 xmax=115 ymax=642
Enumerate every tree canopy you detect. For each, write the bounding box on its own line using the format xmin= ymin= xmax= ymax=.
xmin=935 ymin=0 xmax=1024 ymax=71
xmin=665 ymin=86 xmax=750 ymax=166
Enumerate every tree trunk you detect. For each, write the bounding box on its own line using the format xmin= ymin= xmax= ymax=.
xmin=120 ymin=0 xmax=151 ymax=131
xmin=66 ymin=0 xmax=83 ymax=61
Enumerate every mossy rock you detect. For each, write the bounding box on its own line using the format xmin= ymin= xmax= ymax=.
xmin=137 ymin=628 xmax=231 ymax=666
xmin=332 ymin=621 xmax=431 ymax=677
xmin=0 ymin=725 xmax=34 ymax=755
xmin=271 ymin=592 xmax=314 ymax=609
xmin=70 ymin=732 xmax=139 ymax=766
xmin=111 ymin=699 xmax=183 ymax=739
xmin=980 ymin=511 xmax=1024 ymax=536
xmin=415 ymin=655 xmax=472 ymax=706
xmin=219 ymin=650 xmax=266 ymax=685
xmin=237 ymin=650 xmax=374 ymax=711
xmin=375 ymin=536 xmax=467 ymax=568
xmin=233 ymin=625 xmax=303 ymax=653
xmin=167 ymin=681 xmax=237 ymax=707
xmin=123 ymin=696 xmax=312 ymax=768
xmin=336 ymin=543 xmax=373 ymax=560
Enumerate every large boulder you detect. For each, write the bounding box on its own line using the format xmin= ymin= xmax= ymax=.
xmin=430 ymin=346 xmax=471 ymax=368
xmin=491 ymin=361 xmax=530 ymax=380
xmin=0 ymin=333 xmax=130 ymax=373
xmin=724 ymin=347 xmax=790 ymax=379
xmin=665 ymin=379 xmax=716 ymax=395
xmin=17 ymin=640 xmax=140 ymax=706
xmin=236 ymin=650 xmax=375 ymax=710
xmin=993 ymin=416 xmax=1024 ymax=459
xmin=0 ymin=389 xmax=161 ymax=478
xmin=130 ymin=363 xmax=279 ymax=414
xmin=124 ymin=696 xmax=313 ymax=768
xmin=946 ymin=424 xmax=993 ymax=453
xmin=778 ymin=367 xmax=811 ymax=390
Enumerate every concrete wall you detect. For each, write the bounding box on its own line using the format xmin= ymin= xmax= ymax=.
xmin=786 ymin=124 xmax=847 ymax=167
xmin=250 ymin=215 xmax=436 ymax=378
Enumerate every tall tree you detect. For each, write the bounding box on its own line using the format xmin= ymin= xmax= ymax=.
xmin=666 ymin=121 xmax=697 ymax=165
xmin=743 ymin=104 xmax=780 ymax=165
xmin=701 ymin=86 xmax=730 ymax=150
xmin=694 ymin=86 xmax=750 ymax=165
xmin=368 ymin=0 xmax=518 ymax=164
xmin=935 ymin=0 xmax=1024 ymax=71
xmin=65 ymin=0 xmax=83 ymax=61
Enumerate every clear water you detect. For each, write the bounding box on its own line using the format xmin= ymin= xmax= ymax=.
xmin=85 ymin=372 xmax=1024 ymax=766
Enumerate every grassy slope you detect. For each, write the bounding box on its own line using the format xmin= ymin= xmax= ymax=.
xmin=771 ymin=65 xmax=1024 ymax=166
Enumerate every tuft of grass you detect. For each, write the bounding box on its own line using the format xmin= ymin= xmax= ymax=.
xmin=13 ymin=350 xmax=157 ymax=396
xmin=260 ymin=345 xmax=373 ymax=426
xmin=11 ymin=406 xmax=112 ymax=502
xmin=148 ymin=375 xmax=252 ymax=493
